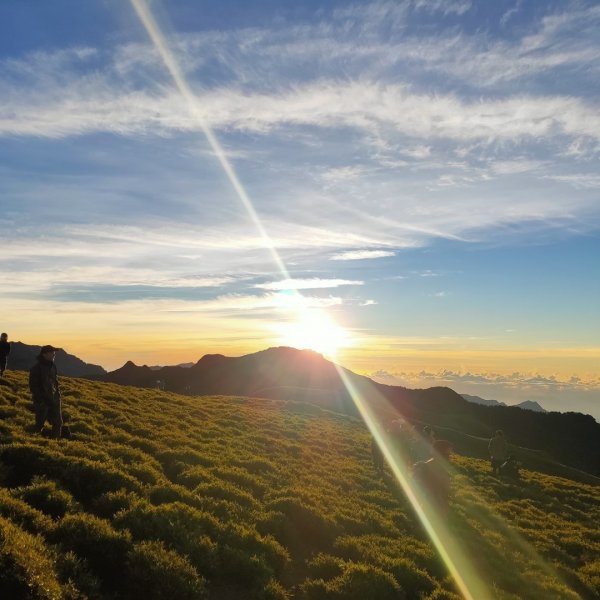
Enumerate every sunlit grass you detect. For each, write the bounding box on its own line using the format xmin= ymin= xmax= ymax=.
xmin=0 ymin=370 xmax=598 ymax=598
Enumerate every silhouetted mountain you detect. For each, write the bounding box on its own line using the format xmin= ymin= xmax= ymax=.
xmin=516 ymin=400 xmax=546 ymax=413
xmin=4 ymin=342 xmax=106 ymax=377
xmin=462 ymin=394 xmax=547 ymax=413
xmin=462 ymin=394 xmax=507 ymax=407
xmin=92 ymin=346 xmax=599 ymax=475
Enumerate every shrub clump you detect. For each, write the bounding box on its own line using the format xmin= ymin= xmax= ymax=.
xmin=266 ymin=496 xmax=339 ymax=551
xmin=126 ymin=540 xmax=207 ymax=600
xmin=55 ymin=550 xmax=102 ymax=599
xmin=113 ymin=501 xmax=219 ymax=574
xmin=301 ymin=563 xmax=403 ymax=600
xmin=90 ymin=489 xmax=138 ymax=519
xmin=0 ymin=516 xmax=63 ymax=599
xmin=17 ymin=477 xmax=77 ymax=520
xmin=49 ymin=513 xmax=132 ymax=590
xmin=0 ymin=488 xmax=53 ymax=535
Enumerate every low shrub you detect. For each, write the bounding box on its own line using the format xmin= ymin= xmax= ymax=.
xmin=333 ymin=534 xmax=435 ymax=573
xmin=148 ymin=483 xmax=196 ymax=506
xmin=220 ymin=523 xmax=289 ymax=576
xmin=90 ymin=489 xmax=138 ymax=519
xmin=0 ymin=488 xmax=53 ymax=534
xmin=267 ymin=496 xmax=340 ymax=551
xmin=381 ymin=557 xmax=436 ymax=596
xmin=113 ymin=501 xmax=219 ymax=574
xmin=301 ymin=563 xmax=403 ymax=600
xmin=0 ymin=516 xmax=63 ymax=599
xmin=126 ymin=540 xmax=207 ymax=600
xmin=194 ymin=495 xmax=251 ymax=521
xmin=306 ymin=553 xmax=346 ymax=580
xmin=194 ymin=480 xmax=260 ymax=509
xmin=0 ymin=443 xmax=53 ymax=486
xmin=261 ymin=578 xmax=290 ymax=600
xmin=157 ymin=449 xmax=215 ymax=481
xmin=17 ymin=477 xmax=77 ymax=520
xmin=579 ymin=559 xmax=600 ymax=595
xmin=51 ymin=456 xmax=141 ymax=505
xmin=55 ymin=550 xmax=102 ymax=599
xmin=0 ymin=444 xmax=141 ymax=504
xmin=215 ymin=544 xmax=273 ymax=590
xmin=424 ymin=588 xmax=463 ymax=600
xmin=49 ymin=513 xmax=132 ymax=590
xmin=176 ymin=465 xmax=216 ymax=488
xmin=210 ymin=465 xmax=268 ymax=497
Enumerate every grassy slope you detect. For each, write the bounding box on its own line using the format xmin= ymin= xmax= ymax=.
xmin=0 ymin=371 xmax=598 ymax=600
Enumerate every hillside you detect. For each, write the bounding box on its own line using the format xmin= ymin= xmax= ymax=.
xmin=0 ymin=371 xmax=599 ymax=599
xmin=95 ymin=347 xmax=600 ymax=476
xmin=5 ymin=342 xmax=106 ymax=377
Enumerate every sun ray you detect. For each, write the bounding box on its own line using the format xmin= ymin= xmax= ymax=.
xmin=126 ymin=4 xmax=573 ymax=599
xmin=129 ymin=0 xmax=291 ymax=284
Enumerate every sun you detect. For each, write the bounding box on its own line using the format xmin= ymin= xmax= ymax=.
xmin=275 ymin=310 xmax=350 ymax=358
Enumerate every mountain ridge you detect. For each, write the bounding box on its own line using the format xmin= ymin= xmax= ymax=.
xmin=462 ymin=393 xmax=547 ymax=413
xmin=90 ymin=346 xmax=599 ymax=476
xmin=4 ymin=341 xmax=106 ymax=377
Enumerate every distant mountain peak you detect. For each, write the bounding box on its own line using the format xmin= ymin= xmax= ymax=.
xmin=462 ymin=394 xmax=507 ymax=407
xmin=462 ymin=394 xmax=547 ymax=413
xmin=516 ymin=400 xmax=546 ymax=413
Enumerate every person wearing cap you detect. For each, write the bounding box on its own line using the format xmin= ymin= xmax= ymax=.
xmin=29 ymin=345 xmax=63 ymax=439
xmin=488 ymin=430 xmax=508 ymax=475
xmin=0 ymin=333 xmax=10 ymax=377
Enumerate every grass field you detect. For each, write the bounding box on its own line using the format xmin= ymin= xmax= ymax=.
xmin=0 ymin=370 xmax=599 ymax=599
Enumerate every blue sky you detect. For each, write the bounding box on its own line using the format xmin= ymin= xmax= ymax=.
xmin=1 ymin=0 xmax=599 ymax=418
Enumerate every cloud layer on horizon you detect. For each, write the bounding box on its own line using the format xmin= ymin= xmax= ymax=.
xmin=370 ymin=368 xmax=600 ymax=420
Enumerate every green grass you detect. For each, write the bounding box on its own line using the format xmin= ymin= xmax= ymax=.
xmin=0 ymin=370 xmax=598 ymax=599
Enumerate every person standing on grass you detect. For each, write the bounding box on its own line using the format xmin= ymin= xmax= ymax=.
xmin=29 ymin=345 xmax=63 ymax=439
xmin=488 ymin=430 xmax=508 ymax=475
xmin=372 ymin=436 xmax=385 ymax=474
xmin=413 ymin=425 xmax=436 ymax=462
xmin=412 ymin=439 xmax=453 ymax=514
xmin=0 ymin=333 xmax=10 ymax=377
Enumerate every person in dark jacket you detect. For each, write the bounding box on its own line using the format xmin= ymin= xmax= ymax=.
xmin=0 ymin=333 xmax=10 ymax=377
xmin=488 ymin=430 xmax=508 ymax=475
xmin=412 ymin=439 xmax=453 ymax=514
xmin=29 ymin=345 xmax=63 ymax=439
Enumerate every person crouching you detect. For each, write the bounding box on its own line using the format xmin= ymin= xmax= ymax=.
xmin=29 ymin=345 xmax=63 ymax=439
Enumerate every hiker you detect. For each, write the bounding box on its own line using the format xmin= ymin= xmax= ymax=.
xmin=0 ymin=332 xmax=10 ymax=377
xmin=372 ymin=436 xmax=384 ymax=474
xmin=412 ymin=439 xmax=453 ymax=512
xmin=386 ymin=419 xmax=414 ymax=465
xmin=488 ymin=430 xmax=508 ymax=475
xmin=29 ymin=345 xmax=63 ymax=439
xmin=413 ymin=425 xmax=436 ymax=462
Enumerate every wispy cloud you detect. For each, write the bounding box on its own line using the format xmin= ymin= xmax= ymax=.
xmin=360 ymin=299 xmax=378 ymax=306
xmin=321 ymin=166 xmax=368 ymax=183
xmin=2 ymin=80 xmax=599 ymax=144
xmin=255 ymin=278 xmax=363 ymax=290
xmin=330 ymin=250 xmax=395 ymax=261
xmin=544 ymin=173 xmax=600 ymax=189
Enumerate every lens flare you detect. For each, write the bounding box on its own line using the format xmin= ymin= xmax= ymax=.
xmin=129 ymin=0 xmax=291 ymax=283
xmin=128 ymin=3 xmax=573 ymax=598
